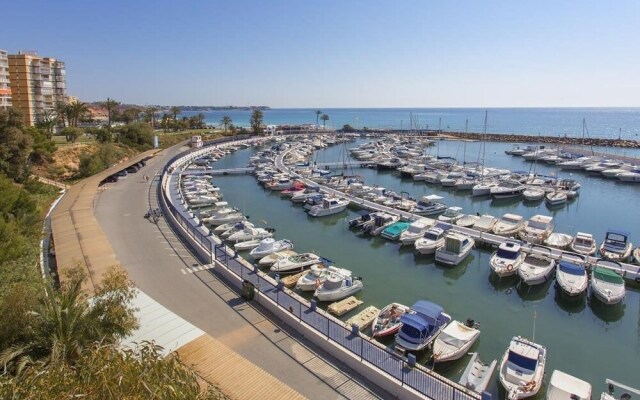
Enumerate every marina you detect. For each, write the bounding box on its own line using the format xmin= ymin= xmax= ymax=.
xmin=175 ymin=134 xmax=640 ymax=397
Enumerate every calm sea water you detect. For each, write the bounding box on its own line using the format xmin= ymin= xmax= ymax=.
xmin=180 ymin=108 xmax=640 ymax=139
xmin=210 ymin=140 xmax=640 ymax=396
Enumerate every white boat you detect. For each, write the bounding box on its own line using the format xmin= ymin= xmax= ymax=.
xmin=518 ymin=251 xmax=556 ymax=285
xmin=544 ymin=233 xmax=573 ymax=250
xmin=205 ymin=207 xmax=245 ymax=226
xmin=472 ymin=181 xmax=496 ymax=197
xmin=226 ymin=226 xmax=273 ymax=243
xmin=214 ymin=219 xmax=253 ymax=234
xmin=433 ymin=320 xmax=481 ymax=362
xmin=599 ymin=229 xmax=633 ymax=262
xmin=270 ymin=252 xmax=321 ymax=273
xmin=569 ymin=232 xmax=597 ymax=256
xmin=437 ymin=206 xmax=464 ymax=224
xmin=435 ymin=232 xmax=475 ymax=266
xmin=249 ymin=238 xmax=294 ymax=259
xmin=556 ymin=261 xmax=588 ymax=296
xmin=296 ymin=264 xmax=352 ymax=292
xmin=545 ymin=191 xmax=567 ymax=207
xmin=546 ymin=370 xmax=592 ymax=400
xmin=591 ymin=264 xmax=626 ymax=305
xmin=413 ymin=194 xmax=447 ymax=216
xmin=459 ymin=353 xmax=497 ymax=393
xmin=308 ymin=197 xmax=349 ymax=217
xmin=520 ymin=215 xmax=554 ymax=244
xmin=394 ymin=300 xmax=451 ymax=353
xmin=472 ymin=214 xmax=497 ymax=233
xmin=364 ymin=212 xmax=399 ymax=236
xmin=617 ymin=171 xmax=640 ymax=182
xmin=257 ymin=250 xmax=297 ymax=267
xmin=499 ymin=336 xmax=546 ymax=400
xmin=399 ymin=218 xmax=434 ymax=245
xmin=314 ymin=273 xmax=363 ymax=302
xmin=456 ymin=214 xmax=481 ymax=228
xmin=493 ymin=213 xmax=526 ymax=237
xmin=491 ymin=180 xmax=526 ymax=199
xmin=490 ymin=242 xmax=525 ymax=278
xmin=290 ymin=188 xmax=320 ymax=203
xmin=265 ymin=177 xmax=294 ymax=191
xmin=371 ymin=302 xmax=411 ymax=338
xmin=415 ymin=227 xmax=446 ymax=255
xmin=523 ymin=187 xmax=545 ymax=202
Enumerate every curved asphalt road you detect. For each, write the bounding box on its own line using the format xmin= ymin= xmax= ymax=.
xmin=94 ymin=143 xmax=385 ymax=400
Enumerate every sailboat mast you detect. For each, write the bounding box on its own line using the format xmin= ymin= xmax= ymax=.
xmin=463 ymin=119 xmax=468 ymax=165
xmin=482 ymin=111 xmax=487 ymax=176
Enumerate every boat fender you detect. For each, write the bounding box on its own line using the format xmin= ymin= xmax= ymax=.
xmin=507 ymin=264 xmax=514 ymax=272
xmin=635 ymin=277 xmax=640 ymax=284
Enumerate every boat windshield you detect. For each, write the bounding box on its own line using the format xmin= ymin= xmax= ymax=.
xmin=528 ymin=221 xmax=548 ymax=230
xmin=424 ymin=232 xmax=440 ymax=241
xmin=507 ymin=350 xmax=537 ymax=371
xmin=400 ymin=324 xmax=427 ymax=339
xmin=502 ymin=217 xmax=520 ymax=224
xmin=574 ymin=237 xmax=592 ymax=246
xmin=496 ymin=248 xmax=519 ymax=260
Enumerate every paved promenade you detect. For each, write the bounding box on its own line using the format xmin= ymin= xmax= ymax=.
xmin=93 ymin=144 xmax=384 ymax=399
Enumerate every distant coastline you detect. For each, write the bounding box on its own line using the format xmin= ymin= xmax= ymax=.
xmin=176 ymin=105 xmax=270 ymax=111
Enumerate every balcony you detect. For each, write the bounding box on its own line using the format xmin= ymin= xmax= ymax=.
xmin=55 ymin=82 xmax=66 ymax=89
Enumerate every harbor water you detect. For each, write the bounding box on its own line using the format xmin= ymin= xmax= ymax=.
xmin=210 ymin=139 xmax=640 ymax=396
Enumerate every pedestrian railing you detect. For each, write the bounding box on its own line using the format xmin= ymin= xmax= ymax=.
xmin=158 ymin=136 xmax=483 ymax=400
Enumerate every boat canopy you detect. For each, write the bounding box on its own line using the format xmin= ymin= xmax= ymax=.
xmin=558 ymin=261 xmax=585 ymax=276
xmin=593 ymin=266 xmax=624 ymax=284
xmin=411 ymin=300 xmax=444 ymax=325
xmin=423 ymin=194 xmax=444 ymax=201
xmin=400 ymin=313 xmax=430 ymax=332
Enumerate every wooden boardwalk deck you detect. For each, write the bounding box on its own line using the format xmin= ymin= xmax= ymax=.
xmin=177 ymin=334 xmax=306 ymax=400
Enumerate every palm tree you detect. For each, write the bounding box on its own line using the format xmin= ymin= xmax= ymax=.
xmin=170 ymin=106 xmax=181 ymax=123
xmin=37 ymin=109 xmax=58 ymax=139
xmin=102 ymin=98 xmax=119 ymax=127
xmin=321 ymin=113 xmax=329 ymax=129
xmin=68 ymin=101 xmax=89 ymax=127
xmin=55 ymin=102 xmax=70 ymax=128
xmin=220 ymin=115 xmax=232 ymax=134
xmin=315 ymin=110 xmax=322 ymax=128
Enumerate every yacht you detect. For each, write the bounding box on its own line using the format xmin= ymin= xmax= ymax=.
xmin=490 ymin=242 xmax=525 ymax=277
xmin=518 ymin=252 xmax=556 ymax=286
xmin=257 ymin=250 xmax=297 ymax=267
xmin=545 ymin=370 xmax=592 ymax=400
xmin=205 ymin=207 xmax=245 ymax=226
xmin=435 ymin=232 xmax=475 ymax=266
xmin=314 ymin=273 xmax=363 ymax=302
xmin=308 ymin=197 xmax=349 ymax=217
xmin=519 ymin=215 xmax=554 ymax=244
xmin=415 ymin=227 xmax=446 ymax=255
xmin=569 ymin=232 xmax=597 ymax=256
xmin=499 ymin=336 xmax=546 ymax=400
xmin=555 ymin=261 xmax=588 ymax=297
xmin=493 ymin=213 xmax=526 ymax=237
xmin=472 ymin=181 xmax=496 ymax=197
xmin=413 ymin=194 xmax=447 ymax=216
xmin=399 ymin=219 xmax=434 ymax=245
xmin=226 ymin=226 xmax=273 ymax=243
xmin=270 ymin=253 xmax=321 ymax=273
xmin=249 ymin=238 xmax=294 ymax=259
xmin=491 ymin=180 xmax=526 ymax=199
xmin=394 ymin=300 xmax=451 ymax=353
xmin=296 ymin=264 xmax=352 ymax=292
xmin=591 ymin=264 xmax=625 ymax=305
xmin=437 ymin=206 xmax=464 ymax=224
xmin=599 ymin=229 xmax=633 ymax=262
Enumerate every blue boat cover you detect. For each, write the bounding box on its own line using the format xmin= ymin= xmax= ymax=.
xmin=399 ymin=313 xmax=430 ymax=332
xmin=558 ymin=261 xmax=585 ymax=276
xmin=411 ymin=300 xmax=444 ymax=325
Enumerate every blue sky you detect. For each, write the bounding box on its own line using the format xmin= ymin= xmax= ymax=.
xmin=2 ymin=1 xmax=639 ymax=107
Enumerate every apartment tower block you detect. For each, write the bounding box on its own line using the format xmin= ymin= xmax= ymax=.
xmin=0 ymin=50 xmax=11 ymax=110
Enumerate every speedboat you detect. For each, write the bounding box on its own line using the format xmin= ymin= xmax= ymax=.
xmin=545 ymin=191 xmax=567 ymax=207
xmin=270 ymin=252 xmax=321 ymax=273
xmin=490 ymin=242 xmax=525 ymax=278
xmin=415 ymin=227 xmax=446 ymax=255
xmin=472 ymin=181 xmax=496 ymax=197
xmin=472 ymin=214 xmax=497 ymax=233
xmin=233 ymin=239 xmax=262 ymax=251
xmin=226 ymin=226 xmax=273 ymax=243
xmin=257 ymin=250 xmax=297 ymax=267
xmin=381 ymin=221 xmax=410 ymax=240
xmin=599 ymin=229 xmax=633 ymax=262
xmin=591 ymin=264 xmax=625 ymax=305
xmin=459 ymin=353 xmax=497 ymax=394
xmin=413 ymin=194 xmax=446 ymax=216
xmin=569 ymin=232 xmax=597 ymax=256
xmin=371 ymin=303 xmax=411 ymax=338
xmin=522 ymin=187 xmax=545 ymax=202
xmin=348 ymin=212 xmax=374 ymax=230
xmin=296 ymin=264 xmax=352 ymax=292
xmin=308 ymin=197 xmax=349 ymax=217
xmin=435 ymin=232 xmax=475 ymax=266
xmin=265 ymin=177 xmax=294 ymax=191
xmin=556 ymin=261 xmax=588 ymax=297
xmin=499 ymin=336 xmax=546 ymax=400
xmin=519 ymin=215 xmax=554 ymax=244
xmin=394 ymin=300 xmax=451 ymax=353
xmin=249 ymin=238 xmax=294 ymax=259
xmin=493 ymin=213 xmax=526 ymax=237
xmin=491 ymin=180 xmax=525 ymax=199
xmin=518 ymin=251 xmax=556 ymax=285
xmin=214 ymin=219 xmax=253 ymax=234
xmin=437 ymin=206 xmax=464 ymax=224
xmin=363 ymin=212 xmax=399 ymax=236
xmin=399 ymin=219 xmax=434 ymax=245
xmin=545 ymin=370 xmax=592 ymax=400
xmin=456 ymin=214 xmax=481 ymax=228
xmin=314 ymin=273 xmax=363 ymax=302
xmin=433 ymin=320 xmax=481 ymax=363
xmin=290 ymin=188 xmax=320 ymax=203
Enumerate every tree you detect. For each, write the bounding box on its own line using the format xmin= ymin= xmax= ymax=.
xmin=315 ymin=110 xmax=322 ymax=128
xmin=60 ymin=127 xmax=81 ymax=143
xmin=170 ymin=106 xmax=181 ymax=123
xmin=220 ymin=115 xmax=232 ymax=134
xmin=321 ymin=113 xmax=329 ymax=129
xmin=115 ymin=122 xmax=154 ymax=150
xmin=250 ymin=109 xmax=263 ymax=135
xmin=144 ymin=106 xmax=158 ymax=129
xmin=341 ymin=124 xmax=355 ymax=133
xmin=67 ymin=101 xmax=89 ymax=127
xmin=35 ymin=109 xmax=57 ymax=139
xmin=101 ymin=98 xmax=120 ymax=127
xmin=55 ymin=102 xmax=70 ymax=128
xmin=0 ymin=109 xmax=33 ymax=182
